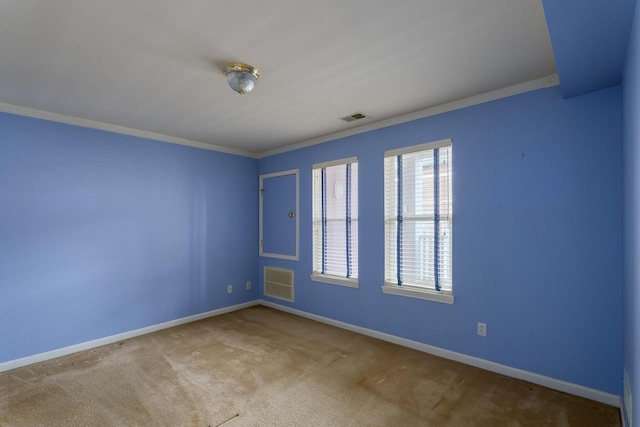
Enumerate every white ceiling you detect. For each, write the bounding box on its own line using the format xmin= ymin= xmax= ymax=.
xmin=0 ymin=1 xmax=556 ymax=156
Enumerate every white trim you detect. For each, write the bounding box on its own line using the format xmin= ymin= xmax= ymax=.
xmin=381 ymin=284 xmax=454 ymax=304
xmin=259 ymin=169 xmax=300 ymax=261
xmin=0 ymin=300 xmax=259 ymax=374
xmin=0 ymin=296 xmax=620 ymax=408
xmin=259 ymin=300 xmax=620 ymax=407
xmin=0 ymin=102 xmax=257 ymax=159
xmin=310 ymin=273 xmax=359 ymax=288
xmin=257 ymin=74 xmax=559 ymax=159
xmin=0 ymin=75 xmax=559 ymax=161
xmin=312 ymin=156 xmax=358 ymax=169
xmin=384 ymin=138 xmax=452 ymax=158
xmin=259 ymin=253 xmax=299 ymax=261
xmin=259 ymin=169 xmax=299 ymax=181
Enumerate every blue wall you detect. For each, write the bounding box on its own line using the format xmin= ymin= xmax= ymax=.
xmin=542 ymin=0 xmax=636 ymax=98
xmin=259 ymin=85 xmax=623 ymax=395
xmin=0 ymin=81 xmax=625 ymax=399
xmin=0 ymin=113 xmax=258 ymax=363
xmin=623 ymin=0 xmax=640 ymax=424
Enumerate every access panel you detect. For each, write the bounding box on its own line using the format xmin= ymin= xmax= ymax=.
xmin=259 ymin=170 xmax=299 ymax=260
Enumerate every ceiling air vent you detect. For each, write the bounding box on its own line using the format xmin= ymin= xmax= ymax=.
xmin=340 ymin=112 xmax=369 ymax=123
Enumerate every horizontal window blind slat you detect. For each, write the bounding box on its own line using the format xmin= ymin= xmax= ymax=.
xmin=312 ymin=160 xmax=359 ymax=280
xmin=384 ymin=143 xmax=452 ymax=292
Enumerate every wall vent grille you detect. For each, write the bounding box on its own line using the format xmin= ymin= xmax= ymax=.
xmin=264 ymin=267 xmax=294 ymax=302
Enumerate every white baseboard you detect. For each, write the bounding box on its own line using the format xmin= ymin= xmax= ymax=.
xmin=0 ymin=300 xmax=260 ymax=373
xmin=259 ymin=300 xmax=621 ymax=407
xmin=0 ymin=298 xmax=621 ymax=409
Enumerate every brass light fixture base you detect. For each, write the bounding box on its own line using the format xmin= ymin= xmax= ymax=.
xmin=223 ymin=63 xmax=260 ymax=80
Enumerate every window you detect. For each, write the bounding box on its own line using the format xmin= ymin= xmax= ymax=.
xmin=383 ymin=139 xmax=453 ymax=303
xmin=311 ymin=157 xmax=358 ymax=287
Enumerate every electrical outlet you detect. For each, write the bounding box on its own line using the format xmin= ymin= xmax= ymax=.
xmin=227 ymin=284 xmax=233 ymax=294
xmin=477 ymin=322 xmax=487 ymax=337
xmin=246 ymin=281 xmax=251 ymax=290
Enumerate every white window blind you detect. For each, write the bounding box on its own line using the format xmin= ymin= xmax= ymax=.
xmin=384 ymin=141 xmax=452 ymax=293
xmin=312 ymin=158 xmax=358 ymax=282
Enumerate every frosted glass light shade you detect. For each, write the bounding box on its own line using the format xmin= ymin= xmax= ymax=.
xmin=223 ymin=63 xmax=260 ymax=95
xmin=226 ymin=71 xmax=256 ymax=94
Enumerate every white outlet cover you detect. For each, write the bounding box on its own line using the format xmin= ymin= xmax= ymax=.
xmin=477 ymin=322 xmax=487 ymax=337
xmin=246 ymin=281 xmax=252 ymax=290
xmin=227 ymin=285 xmax=233 ymax=293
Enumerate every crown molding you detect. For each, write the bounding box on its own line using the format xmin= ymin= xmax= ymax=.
xmin=257 ymin=74 xmax=559 ymax=159
xmin=0 ymin=102 xmax=258 ymax=159
xmin=0 ymin=74 xmax=558 ymax=161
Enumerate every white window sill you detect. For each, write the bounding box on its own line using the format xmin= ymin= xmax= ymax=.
xmin=381 ymin=284 xmax=454 ymax=304
xmin=310 ymin=274 xmax=359 ymax=288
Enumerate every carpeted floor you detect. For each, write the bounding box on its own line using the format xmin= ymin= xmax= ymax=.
xmin=0 ymin=306 xmax=621 ymax=426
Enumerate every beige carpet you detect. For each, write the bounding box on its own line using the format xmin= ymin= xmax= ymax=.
xmin=0 ymin=306 xmax=620 ymax=426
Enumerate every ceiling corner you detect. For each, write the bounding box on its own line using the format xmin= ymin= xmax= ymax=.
xmin=542 ymin=0 xmax=637 ymax=98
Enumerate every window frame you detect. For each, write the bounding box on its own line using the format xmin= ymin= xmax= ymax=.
xmin=382 ymin=139 xmax=454 ymax=304
xmin=311 ymin=156 xmax=359 ymax=288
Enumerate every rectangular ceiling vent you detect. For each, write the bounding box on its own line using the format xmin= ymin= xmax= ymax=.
xmin=340 ymin=112 xmax=369 ymax=123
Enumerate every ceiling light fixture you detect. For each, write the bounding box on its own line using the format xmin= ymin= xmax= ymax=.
xmin=223 ymin=63 xmax=260 ymax=95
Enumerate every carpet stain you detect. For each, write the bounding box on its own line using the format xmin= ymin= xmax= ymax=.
xmin=331 ymin=352 xmax=347 ymax=363
xmin=0 ymin=306 xmax=622 ymax=426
